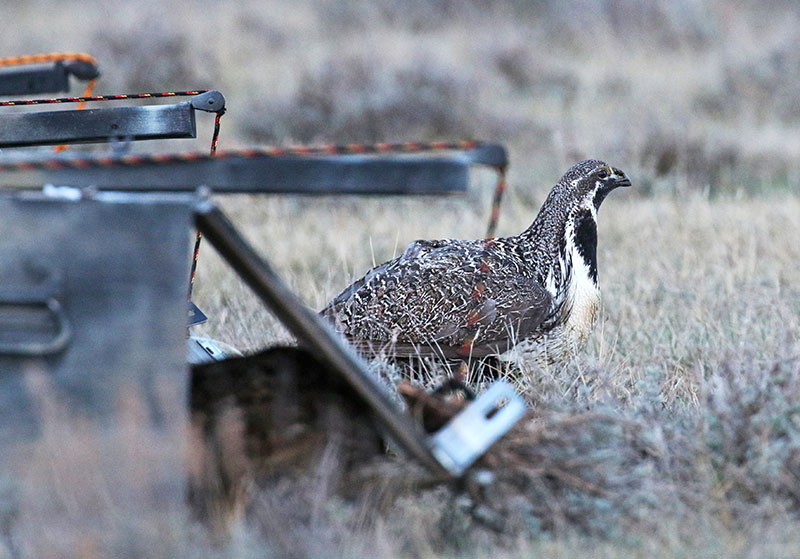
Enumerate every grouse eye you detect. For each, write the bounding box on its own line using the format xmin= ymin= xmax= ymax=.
xmin=597 ymin=168 xmax=610 ymax=179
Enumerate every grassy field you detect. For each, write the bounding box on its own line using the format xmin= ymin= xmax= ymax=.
xmin=3 ymin=0 xmax=800 ymax=557
xmin=184 ymin=191 xmax=800 ymax=558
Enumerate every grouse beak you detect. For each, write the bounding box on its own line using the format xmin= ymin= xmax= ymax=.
xmin=612 ymin=168 xmax=631 ymax=187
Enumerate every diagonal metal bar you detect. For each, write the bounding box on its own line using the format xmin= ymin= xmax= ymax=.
xmin=194 ymin=202 xmax=449 ymax=477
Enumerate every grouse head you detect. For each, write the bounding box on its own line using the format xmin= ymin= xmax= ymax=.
xmin=528 ymin=159 xmax=630 ymax=241
xmin=554 ymin=159 xmax=631 ymax=211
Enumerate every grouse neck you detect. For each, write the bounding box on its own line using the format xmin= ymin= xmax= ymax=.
xmin=518 ymin=189 xmax=574 ymax=289
xmin=519 ymin=195 xmax=600 ymax=303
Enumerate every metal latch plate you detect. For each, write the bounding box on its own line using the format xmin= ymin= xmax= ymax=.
xmin=430 ymin=380 xmax=526 ymax=476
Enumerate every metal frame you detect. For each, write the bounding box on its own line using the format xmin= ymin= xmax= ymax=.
xmin=0 ymin=144 xmax=505 ymax=194
xmin=0 ymin=104 xmax=198 ymax=148
xmin=0 ymin=59 xmax=99 ymax=97
xmin=0 ymin=116 xmax=513 ymax=474
xmin=0 ymin=90 xmax=224 ymax=149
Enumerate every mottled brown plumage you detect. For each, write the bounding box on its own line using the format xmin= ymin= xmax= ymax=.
xmin=322 ymin=159 xmax=630 ymax=365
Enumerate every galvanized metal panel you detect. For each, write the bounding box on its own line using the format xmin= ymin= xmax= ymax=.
xmin=0 ymin=195 xmax=192 ymax=441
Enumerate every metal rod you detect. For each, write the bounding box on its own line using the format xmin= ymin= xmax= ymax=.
xmin=194 ymin=203 xmax=448 ymax=476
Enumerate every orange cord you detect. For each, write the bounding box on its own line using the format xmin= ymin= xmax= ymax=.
xmin=54 ymin=78 xmax=97 ymax=152
xmin=0 ymin=52 xmax=98 ymax=68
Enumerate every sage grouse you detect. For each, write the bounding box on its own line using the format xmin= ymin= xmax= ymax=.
xmin=322 ymin=160 xmax=630 ymax=368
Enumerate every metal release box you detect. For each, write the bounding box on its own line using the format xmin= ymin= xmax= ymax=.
xmin=0 ymin=193 xmax=192 ymax=453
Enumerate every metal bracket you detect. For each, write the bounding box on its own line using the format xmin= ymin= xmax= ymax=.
xmin=190 ymin=90 xmax=225 ymax=113
xmin=188 ymin=300 xmax=208 ymax=326
xmin=187 ymin=336 xmax=239 ymax=364
xmin=430 ymin=380 xmax=526 ymax=476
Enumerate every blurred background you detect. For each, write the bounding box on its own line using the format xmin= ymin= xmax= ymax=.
xmin=5 ymin=0 xmax=800 ymax=197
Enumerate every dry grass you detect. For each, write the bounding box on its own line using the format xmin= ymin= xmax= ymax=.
xmin=3 ymin=0 xmax=800 ymax=557
xmin=188 ymin=191 xmax=800 ymax=558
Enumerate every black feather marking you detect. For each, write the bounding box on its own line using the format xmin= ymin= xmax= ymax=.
xmin=573 ymin=210 xmax=598 ymax=283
